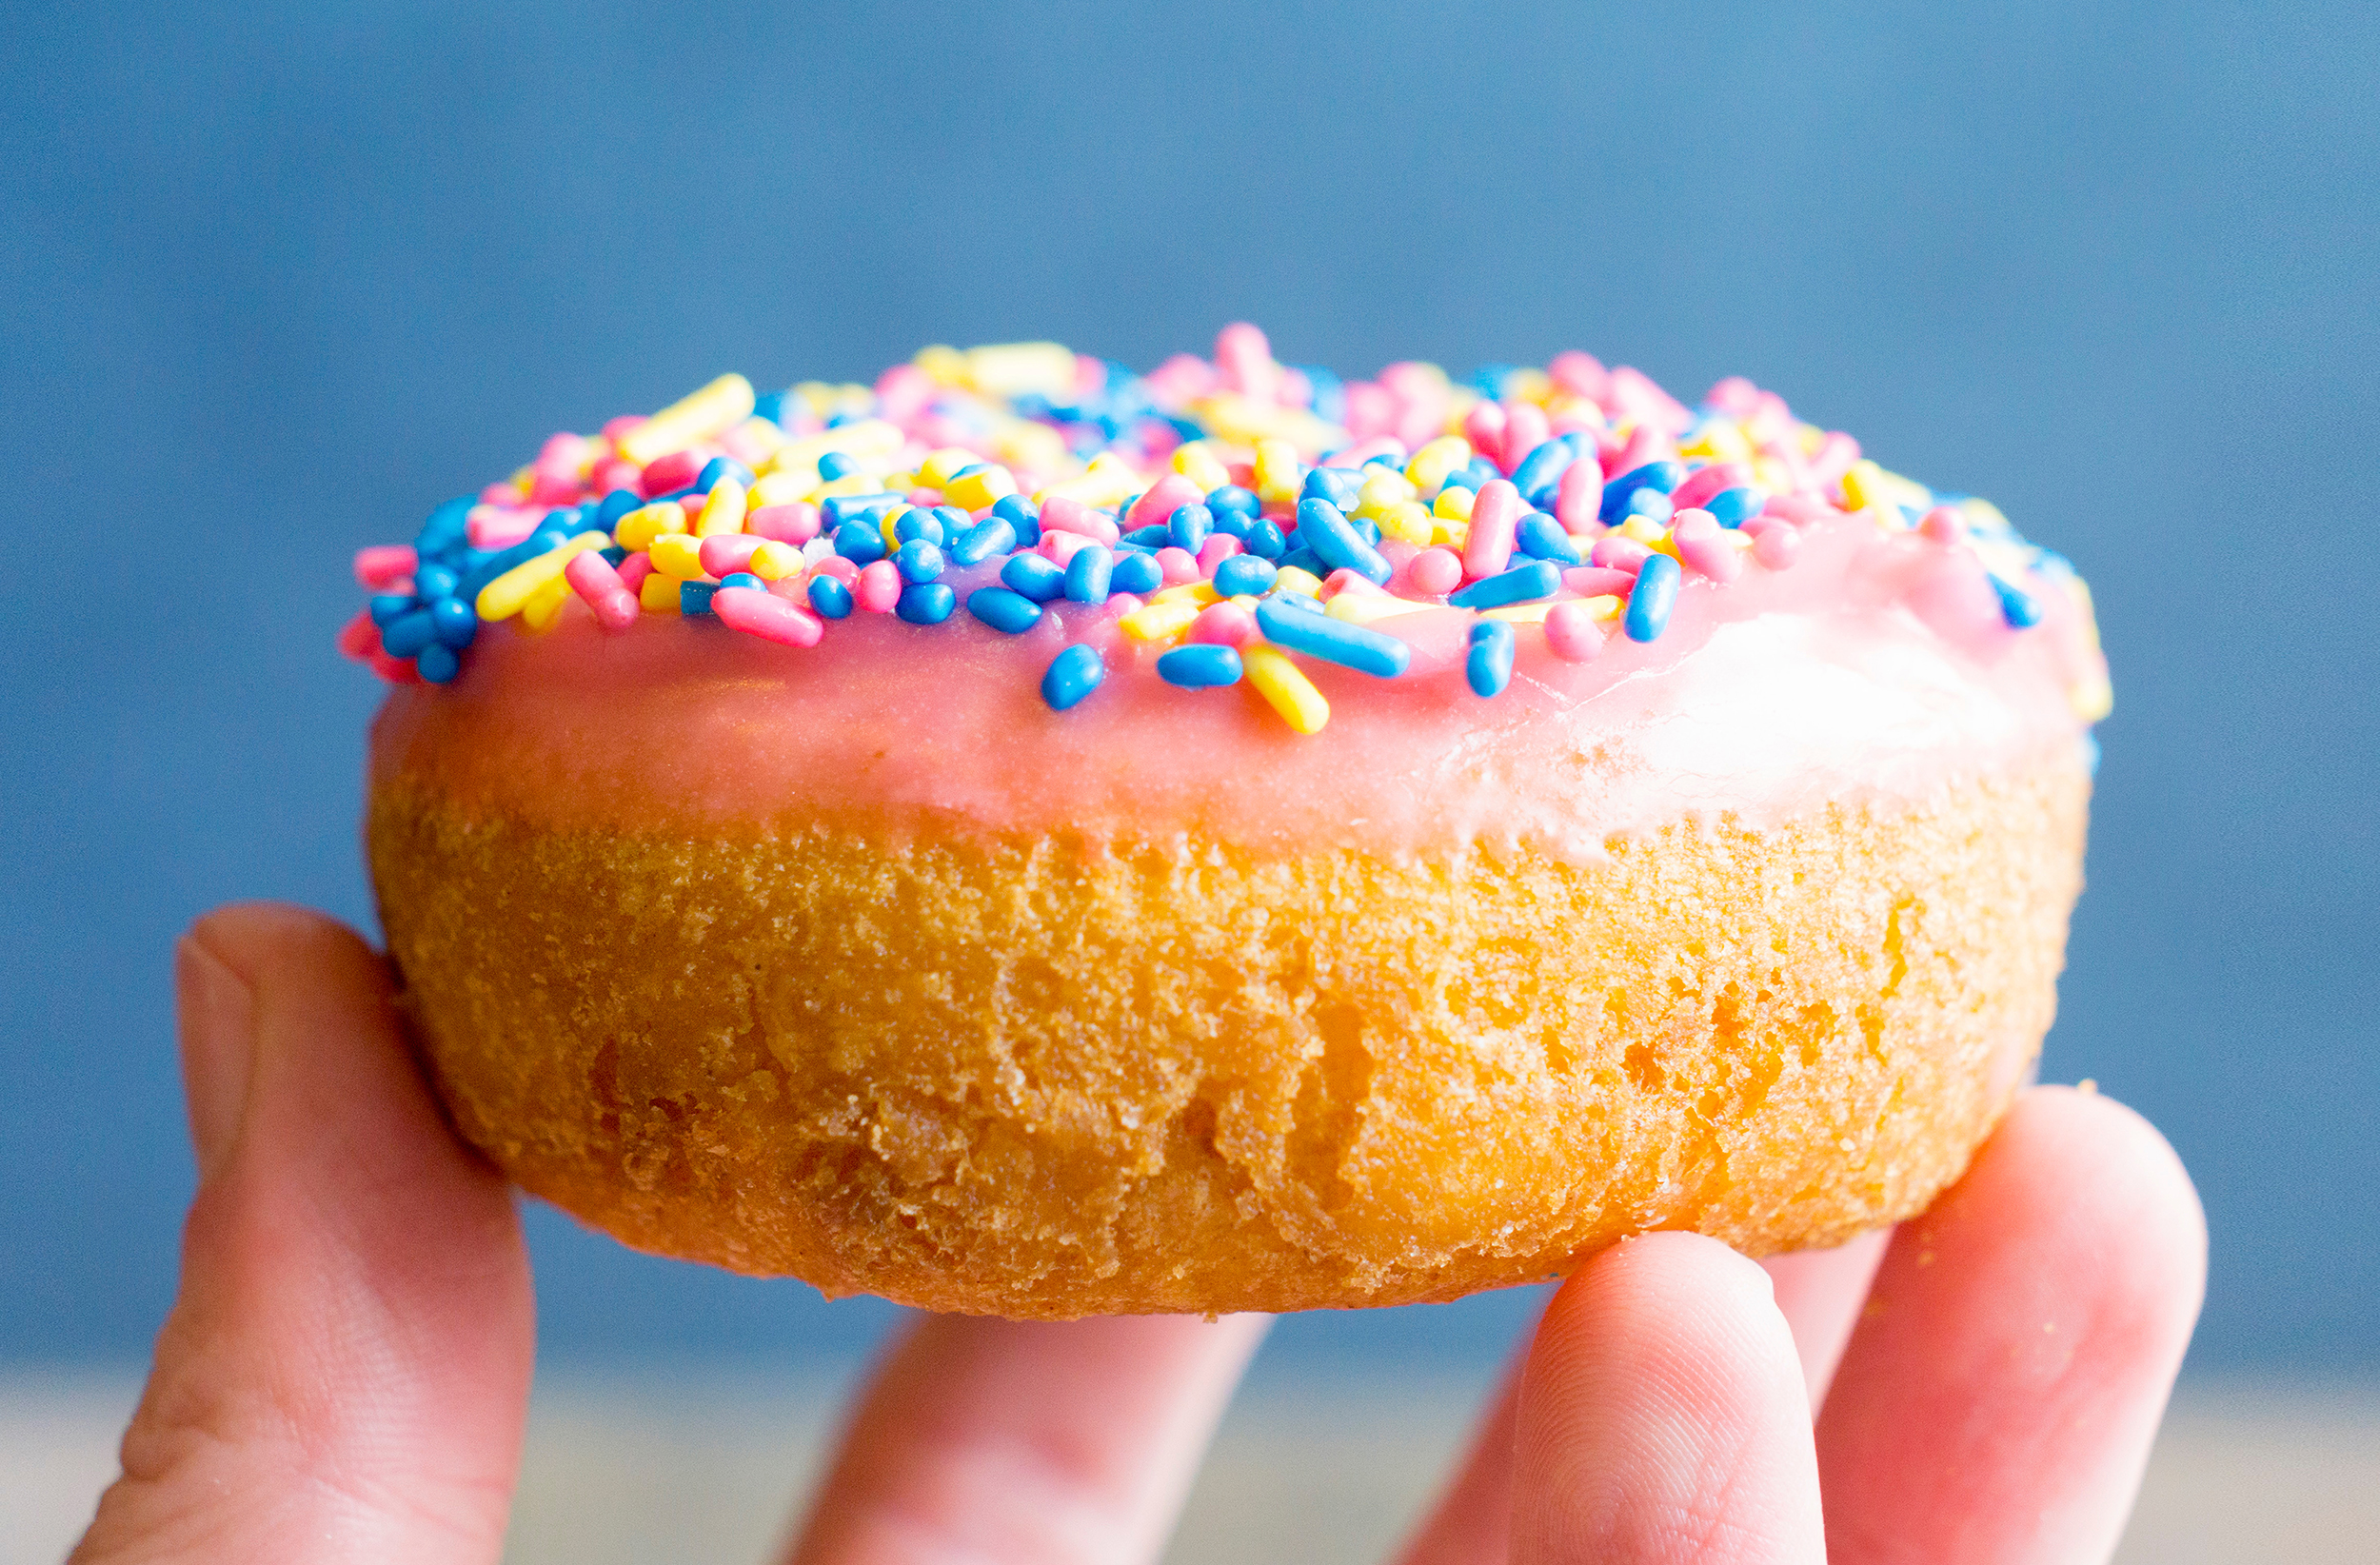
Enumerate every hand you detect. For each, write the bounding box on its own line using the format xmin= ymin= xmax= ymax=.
xmin=73 ymin=903 xmax=2204 ymax=1563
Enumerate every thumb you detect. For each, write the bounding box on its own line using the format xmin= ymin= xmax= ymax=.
xmin=74 ymin=903 xmax=535 ymax=1563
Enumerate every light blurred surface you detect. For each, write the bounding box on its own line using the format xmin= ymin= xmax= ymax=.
xmin=8 ymin=1372 xmax=2374 ymax=1564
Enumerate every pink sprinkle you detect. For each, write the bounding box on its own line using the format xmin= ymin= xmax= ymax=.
xmin=1754 ymin=524 xmax=1802 ymax=570
xmin=1462 ymin=399 xmax=1506 ymax=459
xmin=1605 ymin=423 xmax=1668 ymax=478
xmin=748 ymin=502 xmax=822 ymax=545
xmin=1407 ymin=546 xmax=1463 ymax=597
xmin=854 ymin=560 xmax=902 ymax=612
xmin=1144 ymin=351 xmax=1218 ymax=406
xmin=1554 ymin=459 xmax=1604 ymax=531
xmin=336 ymin=608 xmax=381 ymax=660
xmin=875 ymin=363 xmax=936 ymax=423
xmin=528 ymin=467 xmax=583 ymax=506
xmin=1564 ymin=565 xmax=1639 ymax=598
xmin=1041 ymin=529 xmax=1091 ymax=566
xmin=1918 ymin=505 xmax=1969 ymax=544
xmin=1762 ymin=492 xmax=1837 ymax=525
xmin=1462 ymin=480 xmax=1522 ymax=580
xmin=699 ymin=534 xmax=764 ymax=578
xmin=1041 ymin=495 xmax=1121 ymax=545
xmin=1671 ymin=509 xmax=1742 ymax=584
xmin=353 ymin=545 xmax=417 ymax=589
xmin=1497 ymin=401 xmax=1550 ymax=473
xmin=601 ymin=415 xmax=647 ymax=442
xmin=1214 ymin=321 xmax=1279 ymax=400
xmin=812 ymin=555 xmax=861 ymax=586
xmin=1671 ymin=462 xmax=1754 ymax=512
xmin=368 ymin=649 xmax=423 ymax=684
xmin=1544 ymin=601 xmax=1609 ymax=663
xmin=1106 ymin=593 xmax=1144 ymax=618
xmin=1319 ymin=567 xmax=1386 ymax=601
xmin=1126 ymin=473 xmax=1206 ymax=530
xmin=479 ymin=481 xmax=522 ymax=506
xmin=618 ymin=553 xmax=655 ymax=593
xmin=715 ymin=586 xmax=825 ymax=647
xmin=593 ymin=457 xmax=642 ymax=495
xmin=565 ymin=551 xmax=640 ymax=632
xmin=1188 ymin=602 xmax=1257 ymax=646
xmin=1589 ymin=534 xmax=1653 ymax=573
xmin=1155 ymin=545 xmax=1201 ymax=585
xmin=1737 ymin=514 xmax=1784 ymax=538
xmin=1196 ymin=534 xmax=1242 ymax=571
xmin=1807 ymin=430 xmax=1861 ymax=489
xmin=719 ymin=421 xmax=777 ymax=466
xmin=1333 ymin=437 xmax=1407 ymax=470
xmin=638 ymin=448 xmax=704 ymax=499
xmin=1547 ymin=350 xmax=1609 ymax=402
xmin=1704 ymin=376 xmax=1761 ymax=417
xmin=1607 ymin=366 xmax=1693 ymax=434
xmin=467 ymin=505 xmax=541 ymax=550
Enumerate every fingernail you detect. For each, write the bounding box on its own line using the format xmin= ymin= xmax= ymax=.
xmin=175 ymin=934 xmax=257 ymax=1180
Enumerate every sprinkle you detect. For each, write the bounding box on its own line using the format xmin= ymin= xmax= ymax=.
xmin=854 ymin=560 xmax=902 ymax=612
xmin=896 ymin=582 xmax=957 ymax=624
xmin=894 ymin=538 xmax=946 ymax=584
xmin=1213 ymin=556 xmax=1279 ymax=597
xmin=1462 ymin=480 xmax=1523 ymax=580
xmin=1625 ymin=553 xmax=1682 ymax=642
xmin=1467 ymin=619 xmax=1515 ymax=696
xmin=747 ymin=502 xmax=822 ymax=544
xmin=1514 ymin=512 xmax=1582 ymax=565
xmin=1121 ymin=599 xmax=1202 ymax=642
xmin=1110 ymin=550 xmax=1166 ymax=596
xmin=564 ymin=551 xmax=641 ymax=632
xmin=1063 ymin=544 xmax=1114 ymax=603
xmin=638 ymin=569 xmax=682 ymax=614
xmin=1448 ymin=559 xmax=1563 ymax=611
xmin=681 ymin=581 xmax=719 ymax=615
xmin=967 ymin=586 xmax=1043 ymax=634
xmin=1295 ymin=499 xmax=1393 ymax=586
xmin=1242 ymin=644 xmax=1329 ymax=732
xmin=949 ymin=518 xmax=1017 ymax=566
xmin=1188 ymin=602 xmax=1258 ymax=646
xmin=715 ymin=586 xmax=825 ymax=646
xmin=354 ymin=545 xmax=418 ymax=589
xmin=1157 ymin=644 xmax=1244 ymax=688
xmin=808 ymin=575 xmax=854 ymax=619
xmin=1254 ymin=596 xmax=1413 ymax=678
xmin=1041 ymin=644 xmax=1105 ymax=710
xmin=1545 ymin=600 xmax=1612 ymax=662
xmin=1002 ymin=553 xmax=1066 ymax=602
xmin=475 ymin=531 xmax=610 ymax=621
xmin=1670 ymin=509 xmax=1743 ymax=583
xmin=1991 ymin=574 xmax=2044 ymax=627
xmin=618 ymin=374 xmax=757 ymax=466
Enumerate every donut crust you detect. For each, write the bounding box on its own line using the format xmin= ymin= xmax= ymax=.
xmin=368 ymin=760 xmax=2086 ymax=1318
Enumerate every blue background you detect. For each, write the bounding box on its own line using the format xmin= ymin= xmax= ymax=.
xmin=4 ymin=0 xmax=2373 ymax=1377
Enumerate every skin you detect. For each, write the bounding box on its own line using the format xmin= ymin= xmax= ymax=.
xmin=75 ymin=903 xmax=2206 ymax=1564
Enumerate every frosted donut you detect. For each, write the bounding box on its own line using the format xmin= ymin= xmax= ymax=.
xmin=350 ymin=327 xmax=2110 ymax=1319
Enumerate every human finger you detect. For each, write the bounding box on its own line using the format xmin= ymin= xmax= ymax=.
xmin=73 ymin=903 xmax=535 ymax=1563
xmin=783 ymin=1310 xmax=1269 ymax=1565
xmin=1815 ymin=1085 xmax=2206 ymax=1564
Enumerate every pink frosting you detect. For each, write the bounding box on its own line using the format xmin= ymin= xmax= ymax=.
xmin=370 ymin=514 xmax=2104 ymax=862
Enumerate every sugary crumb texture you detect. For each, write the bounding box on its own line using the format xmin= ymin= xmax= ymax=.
xmin=371 ymin=762 xmax=2086 ymax=1318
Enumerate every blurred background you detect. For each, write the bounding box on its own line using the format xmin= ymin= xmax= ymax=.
xmin=4 ymin=0 xmax=2375 ymax=1558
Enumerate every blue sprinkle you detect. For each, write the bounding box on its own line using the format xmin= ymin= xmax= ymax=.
xmin=808 ymin=576 xmax=854 ymax=618
xmin=1242 ymin=518 xmax=1287 ymax=560
xmin=415 ymin=496 xmax=474 ymax=557
xmin=1278 ymin=545 xmax=1325 ymax=578
xmin=412 ymin=563 xmax=458 ymax=601
xmin=681 ymin=581 xmax=719 ymax=616
xmin=380 ymin=606 xmax=437 ymax=657
xmin=457 ymin=529 xmax=565 ymax=603
xmin=1206 ymin=485 xmax=1260 ymax=518
xmin=595 ymin=488 xmax=644 ymax=528
xmin=417 ymin=644 xmax=461 ymax=683
xmin=966 ymin=586 xmax=1043 ymax=633
xmin=598 ymin=545 xmax=627 ymax=567
xmin=1253 ymin=597 xmax=1412 ymax=678
xmin=1350 ymin=513 xmax=1382 ymax=546
xmin=1990 ymin=574 xmax=2043 ymax=627
xmin=1448 ymin=559 xmax=1564 ymax=610
xmin=1169 ymin=504 xmax=1213 ymax=551
xmin=817 ymin=451 xmax=859 ymax=481
xmin=369 ymin=592 xmax=417 ymax=627
xmin=752 ymin=388 xmax=789 ymax=427
xmin=1266 ymin=587 xmax=1324 ymax=614
xmin=1122 ymin=524 xmax=1172 ymax=548
xmin=949 ymin=518 xmax=1016 ymax=566
xmin=1157 ymin=644 xmax=1245 ymax=688
xmin=822 ymin=492 xmax=902 ymax=527
xmin=1209 ymin=509 xmax=1251 ymax=540
xmin=2080 ymin=732 xmax=2101 ymax=777
xmin=1466 ymin=619 xmax=1514 ymax=697
xmin=1300 ymin=467 xmax=1362 ymax=508
xmin=1509 ymin=439 xmax=1576 ymax=502
xmin=429 ymin=597 xmax=478 ymax=649
xmin=894 ymin=538 xmax=945 ymax=584
xmin=896 ymin=582 xmax=956 ymax=624
xmin=1063 ymin=544 xmax=1113 ymax=603
xmin=833 ymin=523 xmax=888 ymax=565
xmin=1213 ymin=555 xmax=1279 ymax=597
xmin=894 ymin=510 xmax=945 ymax=546
xmin=932 ymin=504 xmax=971 ymax=532
xmin=1600 ymin=460 xmax=1686 ymax=522
xmin=1621 ymin=487 xmax=1674 ymax=523
xmin=1705 ymin=486 xmax=1766 ymax=526
xmin=718 ymin=572 xmax=764 ymax=592
xmin=1461 ymin=456 xmax=1502 ymax=490
xmin=1002 ymin=553 xmax=1066 ymax=602
xmin=1294 ymin=499 xmax=1393 ymax=586
xmin=1625 ymin=554 xmax=1681 ymax=642
xmin=993 ymin=492 xmax=1041 ymax=545
xmin=1041 ymin=643 xmax=1105 ymax=710
xmin=1110 ymin=550 xmax=1164 ymax=596
xmin=696 ymin=457 xmax=755 ymax=494
xmin=1514 ymin=513 xmax=1582 ymax=565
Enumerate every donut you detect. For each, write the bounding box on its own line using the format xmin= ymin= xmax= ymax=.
xmin=348 ymin=327 xmax=2109 ymax=1319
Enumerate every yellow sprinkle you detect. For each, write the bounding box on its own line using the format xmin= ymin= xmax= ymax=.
xmin=1679 ymin=420 xmax=1755 ymax=464
xmin=1433 ymin=485 xmax=1475 ymax=521
xmin=1406 ymin=435 xmax=1473 ymax=495
xmin=1151 ymin=581 xmax=1221 ymax=605
xmin=2070 ymin=674 xmax=2114 ymax=723
xmin=919 ymin=447 xmax=983 ymax=488
xmin=816 ymin=472 xmax=882 ymax=499
xmin=1121 ymin=599 xmax=1202 ymax=642
xmin=1840 ymin=459 xmax=1887 ymax=513
xmin=1432 ymin=519 xmax=1467 ymax=547
xmin=944 ymin=464 xmax=1018 ymax=511
xmin=1351 ymin=469 xmax=1418 ymax=521
xmin=912 ymin=344 xmax=968 ymax=386
xmin=1171 ymin=441 xmax=1232 ymax=494
xmin=474 ymin=531 xmax=609 ymax=621
xmin=963 ymin=341 xmax=1077 ymax=397
xmin=1617 ymin=515 xmax=1669 ymax=545
xmin=1274 ymin=565 xmax=1323 ymax=598
xmin=879 ymin=505 xmax=911 ymax=552
xmin=649 ymin=532 xmax=708 ymax=581
xmin=696 ymin=476 xmax=747 ymax=537
xmin=1036 ymin=450 xmax=1137 ymax=508
xmin=613 ymin=501 xmax=688 ymax=552
xmin=638 ymin=570 xmax=683 ymax=614
xmin=1253 ymin=438 xmax=1300 ymax=506
xmin=748 ymin=470 xmax=808 ymax=509
xmin=1378 ymin=499 xmax=1435 ymax=545
xmin=748 ymin=541 xmax=803 ymax=580
xmin=996 ymin=420 xmax=1069 ymax=476
xmin=1483 ymin=602 xmax=1558 ymax=624
xmin=617 ymin=374 xmax=756 ymax=466
xmin=1243 ymin=644 xmax=1329 ymax=734
xmin=1327 ymin=593 xmax=1427 ymax=626
xmin=519 ymin=576 xmax=572 ymax=633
